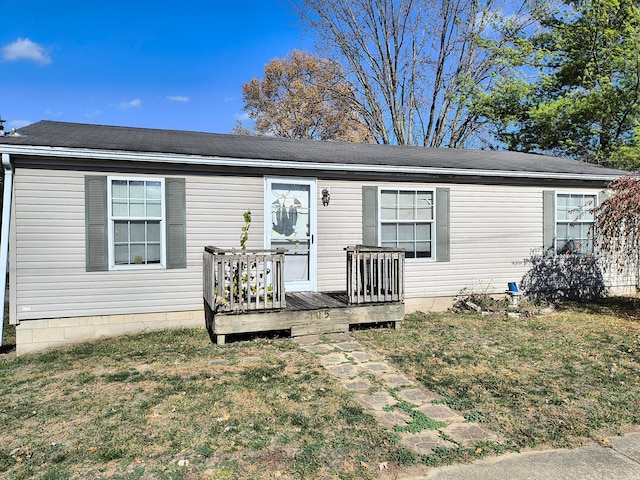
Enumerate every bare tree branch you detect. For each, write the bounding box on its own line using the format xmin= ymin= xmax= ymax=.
xmin=292 ymin=0 xmax=533 ymax=147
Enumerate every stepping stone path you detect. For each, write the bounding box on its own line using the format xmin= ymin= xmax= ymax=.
xmin=293 ymin=333 xmax=502 ymax=456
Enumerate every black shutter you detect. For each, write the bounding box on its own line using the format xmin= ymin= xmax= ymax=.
xmin=542 ymin=190 xmax=555 ymax=256
xmin=165 ymin=177 xmax=187 ymax=269
xmin=85 ymin=176 xmax=108 ymax=271
xmin=435 ymin=188 xmax=450 ymax=262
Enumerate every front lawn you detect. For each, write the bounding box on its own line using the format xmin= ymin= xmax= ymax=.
xmin=354 ymin=299 xmax=640 ymax=449
xmin=1 ymin=300 xmax=640 ymax=478
xmin=0 ymin=329 xmax=407 ymax=480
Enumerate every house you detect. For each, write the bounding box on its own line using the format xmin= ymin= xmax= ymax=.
xmin=0 ymin=120 xmax=629 ymax=354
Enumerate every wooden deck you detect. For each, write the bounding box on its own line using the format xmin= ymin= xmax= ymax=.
xmin=285 ymin=291 xmax=348 ymax=310
xmin=205 ymin=291 xmax=404 ymax=344
xmin=203 ymin=246 xmax=406 ymax=345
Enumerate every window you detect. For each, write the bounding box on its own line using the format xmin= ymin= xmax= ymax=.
xmin=85 ymin=176 xmax=186 ymax=272
xmin=362 ymin=186 xmax=449 ymax=262
xmin=109 ymin=178 xmax=165 ymax=267
xmin=380 ymin=190 xmax=434 ymax=258
xmin=555 ymin=193 xmax=597 ymax=255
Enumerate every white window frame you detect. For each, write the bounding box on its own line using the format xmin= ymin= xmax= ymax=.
xmin=107 ymin=176 xmax=166 ymax=270
xmin=379 ymin=188 xmax=436 ymax=260
xmin=555 ymin=191 xmax=598 ymax=256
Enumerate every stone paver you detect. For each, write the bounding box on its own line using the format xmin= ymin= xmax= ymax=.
xmin=374 ymin=410 xmax=412 ymax=428
xmin=418 ymin=404 xmax=466 ymax=423
xmin=334 ymin=341 xmax=362 ymax=351
xmin=324 ymin=363 xmax=360 ymax=378
xmin=397 ymin=388 xmax=436 ymax=405
xmin=295 ymin=332 xmax=503 ymax=459
xmin=300 ymin=344 xmax=334 ymax=354
xmin=292 ymin=335 xmax=322 ymax=345
xmin=358 ymin=391 xmax=397 ymax=410
xmin=325 ymin=333 xmax=353 ymax=342
xmin=318 ymin=352 xmax=350 ymax=366
xmin=349 ymin=351 xmax=378 ymax=363
xmin=444 ymin=423 xmax=502 ymax=445
xmin=342 ymin=377 xmax=372 ymax=392
xmin=400 ymin=431 xmax=455 ymax=456
xmin=359 ymin=361 xmax=392 ymax=374
xmin=382 ymin=373 xmax=412 ymax=388
xmin=209 ymin=359 xmax=229 ymax=365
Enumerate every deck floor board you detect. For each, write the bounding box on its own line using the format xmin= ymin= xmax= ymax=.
xmin=285 ymin=292 xmax=347 ymax=311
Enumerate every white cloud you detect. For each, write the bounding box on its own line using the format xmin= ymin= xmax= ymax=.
xmin=167 ymin=95 xmax=189 ymax=102
xmin=2 ymin=38 xmax=51 ymax=65
xmin=85 ymin=109 xmax=103 ymax=118
xmin=225 ymin=96 xmax=237 ymax=102
xmin=119 ymin=99 xmax=142 ymax=110
xmin=9 ymin=120 xmax=33 ymax=129
xmin=44 ymin=109 xmax=63 ymax=117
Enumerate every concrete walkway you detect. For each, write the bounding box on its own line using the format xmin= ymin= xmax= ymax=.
xmin=294 ymin=332 xmax=640 ymax=479
xmin=422 ymin=433 xmax=640 ymax=479
xmin=293 ymin=332 xmax=500 ymax=456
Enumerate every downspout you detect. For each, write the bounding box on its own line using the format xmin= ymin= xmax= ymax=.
xmin=0 ymin=153 xmax=13 ymax=346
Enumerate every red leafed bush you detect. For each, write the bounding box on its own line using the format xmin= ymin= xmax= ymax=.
xmin=596 ymin=174 xmax=640 ymax=276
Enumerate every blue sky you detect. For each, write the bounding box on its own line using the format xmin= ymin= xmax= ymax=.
xmin=0 ymin=0 xmax=312 ymax=133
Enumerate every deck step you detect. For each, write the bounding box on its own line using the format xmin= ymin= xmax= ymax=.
xmin=291 ymin=322 xmax=349 ymax=336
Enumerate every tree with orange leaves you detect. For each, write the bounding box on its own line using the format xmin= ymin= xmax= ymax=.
xmin=235 ymin=50 xmax=373 ymax=143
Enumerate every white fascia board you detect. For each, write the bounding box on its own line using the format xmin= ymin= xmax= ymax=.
xmin=0 ymin=144 xmax=623 ymax=182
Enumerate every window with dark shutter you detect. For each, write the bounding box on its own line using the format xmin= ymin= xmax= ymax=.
xmin=361 ymin=186 xmax=450 ymax=262
xmin=85 ymin=175 xmax=186 ymax=271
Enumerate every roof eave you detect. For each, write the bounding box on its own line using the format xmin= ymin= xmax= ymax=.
xmin=0 ymin=144 xmax=623 ymax=182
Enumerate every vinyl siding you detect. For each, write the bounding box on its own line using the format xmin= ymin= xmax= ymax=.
xmin=11 ymin=167 xmax=616 ymax=324
xmin=425 ymin=183 xmax=543 ymax=297
xmin=316 ymin=181 xmax=362 ymax=291
xmin=12 ymin=168 xmax=265 ymax=322
xmin=316 ymin=181 xmax=610 ymax=299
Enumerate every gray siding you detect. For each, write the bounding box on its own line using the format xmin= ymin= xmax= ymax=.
xmin=315 ymin=182 xmax=610 ymax=298
xmin=11 ymin=168 xmax=618 ymax=324
xmin=12 ymin=168 xmax=264 ymax=322
xmin=316 ymin=181 xmax=362 ymax=291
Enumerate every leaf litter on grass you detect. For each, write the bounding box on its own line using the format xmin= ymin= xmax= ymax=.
xmin=0 ymin=328 xmax=409 ymax=479
xmin=5 ymin=302 xmax=639 ymax=478
xmin=353 ymin=304 xmax=640 ymax=450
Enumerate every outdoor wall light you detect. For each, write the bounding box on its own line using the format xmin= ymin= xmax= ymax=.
xmin=321 ymin=188 xmax=331 ymax=206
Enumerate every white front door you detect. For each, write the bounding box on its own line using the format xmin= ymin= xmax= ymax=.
xmin=265 ymin=178 xmax=317 ymax=292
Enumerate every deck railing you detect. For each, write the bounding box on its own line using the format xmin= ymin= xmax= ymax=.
xmin=345 ymin=246 xmax=405 ymax=305
xmin=203 ymin=246 xmax=286 ymax=314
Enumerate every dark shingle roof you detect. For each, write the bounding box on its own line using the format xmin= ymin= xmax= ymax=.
xmin=0 ymin=120 xmax=627 ymax=179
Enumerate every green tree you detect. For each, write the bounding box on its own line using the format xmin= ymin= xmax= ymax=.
xmin=235 ymin=50 xmax=373 ymax=142
xmin=477 ymin=0 xmax=640 ymax=167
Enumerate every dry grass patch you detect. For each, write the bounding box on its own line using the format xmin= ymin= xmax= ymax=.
xmin=0 ymin=328 xmax=409 ymax=479
xmin=4 ymin=300 xmax=640 ymax=477
xmin=353 ymin=299 xmax=640 ymax=450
